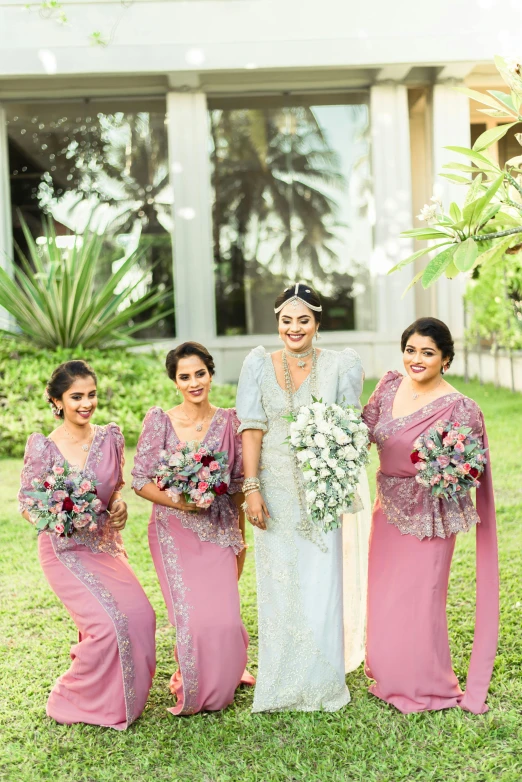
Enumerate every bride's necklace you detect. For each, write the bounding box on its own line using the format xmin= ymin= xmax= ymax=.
xmin=411 ymin=378 xmax=443 ymax=401
xmin=181 ymin=404 xmax=212 ymax=432
xmin=63 ymin=423 xmax=94 ymax=452
xmin=282 ymin=348 xmax=318 ymax=409
xmin=285 ymin=346 xmax=313 ymax=369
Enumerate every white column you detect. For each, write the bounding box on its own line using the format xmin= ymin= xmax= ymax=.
xmin=0 ymin=103 xmax=13 ymax=330
xmin=370 ymin=82 xmax=415 ymax=337
xmin=166 ymin=91 xmax=216 ymax=343
xmin=432 ymin=81 xmax=470 ymax=339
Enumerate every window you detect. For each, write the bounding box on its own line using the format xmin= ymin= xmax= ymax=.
xmin=6 ymin=99 xmax=175 ymax=337
xmin=209 ymin=95 xmax=373 ymax=335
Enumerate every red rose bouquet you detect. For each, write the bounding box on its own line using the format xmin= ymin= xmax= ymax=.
xmin=24 ymin=462 xmax=101 ymax=536
xmin=411 ymin=419 xmax=487 ymax=502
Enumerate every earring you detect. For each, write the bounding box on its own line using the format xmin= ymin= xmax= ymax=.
xmin=315 ymin=331 xmax=320 ymax=341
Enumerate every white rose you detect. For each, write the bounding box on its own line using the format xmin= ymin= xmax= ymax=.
xmin=320 ymin=469 xmax=330 ymax=479
xmin=328 ymin=497 xmax=337 ymax=507
xmin=314 ymin=433 xmax=327 ymax=449
xmin=321 ymin=447 xmax=330 ymax=461
xmin=335 ymin=467 xmax=344 ymax=479
xmin=324 ymin=513 xmax=334 ymax=523
xmin=317 ymin=420 xmax=331 ymax=434
xmin=306 ymin=490 xmax=317 ymax=503
xmin=333 ymin=481 xmax=341 ymax=492
xmin=297 ymin=450 xmax=313 ymax=463
xmin=343 ymin=445 xmax=358 ymax=461
xmin=310 ymin=457 xmax=320 ymax=469
xmin=317 ymin=482 xmax=327 ymax=494
xmin=305 ymin=436 xmax=315 ymax=447
xmin=326 ymin=458 xmax=337 ymax=469
xmin=315 ymin=499 xmax=324 ymax=509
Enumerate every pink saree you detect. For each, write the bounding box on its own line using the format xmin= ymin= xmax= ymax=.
xmin=18 ymin=424 xmax=156 ymax=730
xmin=362 ymin=371 xmax=499 ymax=714
xmin=132 ymin=407 xmax=250 ymax=716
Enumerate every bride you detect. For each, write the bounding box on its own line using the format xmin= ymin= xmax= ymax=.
xmin=236 ymin=283 xmax=371 ymax=712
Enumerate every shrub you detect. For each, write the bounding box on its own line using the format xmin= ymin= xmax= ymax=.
xmin=0 ymin=338 xmax=236 ymax=458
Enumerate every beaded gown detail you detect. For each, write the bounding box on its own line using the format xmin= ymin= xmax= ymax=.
xmin=18 ymin=424 xmax=156 ymax=730
xmin=132 ymin=407 xmax=250 ymax=715
xmin=236 ymin=347 xmax=371 ymax=713
xmin=362 ymin=371 xmax=499 ymax=714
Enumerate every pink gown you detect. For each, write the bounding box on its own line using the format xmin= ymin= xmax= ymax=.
xmin=18 ymin=423 xmax=156 ymax=730
xmin=132 ymin=407 xmax=250 ymax=716
xmin=362 ymin=371 xmax=499 ymax=714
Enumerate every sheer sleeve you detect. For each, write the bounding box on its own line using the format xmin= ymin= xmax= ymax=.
xmin=336 ymin=348 xmax=364 ymax=410
xmin=228 ymin=408 xmax=244 ymax=494
xmin=131 ymin=407 xmax=167 ymax=490
xmin=18 ymin=433 xmax=52 ymax=519
xmin=108 ymin=423 xmax=126 ymax=492
xmin=362 ymin=370 xmax=400 ymax=443
xmin=236 ymin=346 xmax=268 ymax=434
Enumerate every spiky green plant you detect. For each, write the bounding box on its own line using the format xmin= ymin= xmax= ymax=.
xmin=0 ymin=218 xmax=172 ymax=349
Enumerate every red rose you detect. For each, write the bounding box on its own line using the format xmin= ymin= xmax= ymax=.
xmin=201 ymin=455 xmax=213 ymax=467
xmin=62 ymin=497 xmax=74 ymax=512
xmin=43 ymin=481 xmax=51 ymax=489
xmin=214 ymin=482 xmax=228 ymax=496
xmin=410 ymin=450 xmax=422 ymax=464
xmin=469 ymin=467 xmax=480 ymax=479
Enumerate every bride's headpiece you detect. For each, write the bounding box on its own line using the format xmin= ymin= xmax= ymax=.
xmin=273 ymin=283 xmax=323 ymax=314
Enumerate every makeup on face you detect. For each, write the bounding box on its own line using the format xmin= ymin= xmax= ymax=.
xmin=56 ymin=377 xmax=98 ymax=425
xmin=175 ymin=355 xmax=212 ymax=404
xmin=403 ymin=333 xmax=445 ymax=384
xmin=278 ymin=301 xmax=317 ymax=352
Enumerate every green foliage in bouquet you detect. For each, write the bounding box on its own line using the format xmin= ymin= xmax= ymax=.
xmin=0 ymin=339 xmax=236 ymax=458
xmin=0 ymin=216 xmax=172 ymax=349
xmin=392 ymin=56 xmax=522 ymax=290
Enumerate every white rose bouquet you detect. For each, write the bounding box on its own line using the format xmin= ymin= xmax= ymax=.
xmin=285 ymin=399 xmax=370 ymax=533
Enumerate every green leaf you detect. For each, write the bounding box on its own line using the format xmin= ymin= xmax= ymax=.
xmin=445 ymin=146 xmax=498 ymax=170
xmin=464 ymin=174 xmax=484 ymax=207
xmin=421 ymin=245 xmax=458 ymax=288
xmin=462 ymin=174 xmax=504 ymax=228
xmin=489 ymin=90 xmax=517 ymax=112
xmin=454 ymin=238 xmax=478 ymax=272
xmin=473 ymin=122 xmax=519 ymax=152
xmin=444 ymin=260 xmax=460 ymax=279
xmin=440 ymin=173 xmax=471 ymax=184
xmin=454 ymin=86 xmax=517 ymax=115
xmin=495 ymin=211 xmax=522 ymax=226
xmin=401 ymin=228 xmax=452 ymax=239
xmin=387 ymin=242 xmax=451 ymax=274
xmin=449 ymin=202 xmax=461 ymax=222
xmin=401 ymin=269 xmax=424 ymax=297
xmin=473 ymin=235 xmax=515 ymax=269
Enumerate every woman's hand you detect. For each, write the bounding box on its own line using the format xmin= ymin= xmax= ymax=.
xmin=245 ymin=490 xmax=269 ymax=530
xmin=170 ymin=498 xmax=201 ymax=513
xmin=108 ymin=500 xmax=128 ymax=530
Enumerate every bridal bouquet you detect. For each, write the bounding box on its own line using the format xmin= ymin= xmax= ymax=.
xmin=411 ymin=419 xmax=487 ymax=501
xmin=24 ymin=462 xmax=101 ymax=536
xmin=156 ymin=442 xmax=230 ymax=510
xmin=285 ymin=400 xmax=370 ymax=532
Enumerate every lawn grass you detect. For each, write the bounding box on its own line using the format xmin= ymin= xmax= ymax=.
xmin=0 ymin=377 xmax=521 ymax=782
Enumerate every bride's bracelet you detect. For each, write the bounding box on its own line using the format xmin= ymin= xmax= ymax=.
xmin=243 ymin=477 xmax=261 ymax=494
xmin=244 ymin=488 xmax=260 ymax=498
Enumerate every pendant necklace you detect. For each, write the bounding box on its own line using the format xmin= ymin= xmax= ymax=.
xmin=411 ymin=378 xmax=442 ymax=401
xmin=181 ymin=405 xmax=212 ymax=432
xmin=285 ymin=346 xmax=314 ymax=369
xmin=63 ymin=423 xmax=94 ymax=452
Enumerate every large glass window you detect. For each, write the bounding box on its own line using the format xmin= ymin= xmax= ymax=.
xmin=6 ymin=99 xmax=175 ymax=338
xmin=209 ymin=94 xmax=373 ymax=335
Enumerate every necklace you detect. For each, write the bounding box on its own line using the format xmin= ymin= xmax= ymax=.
xmin=285 ymin=346 xmax=313 ymax=369
xmin=282 ymin=348 xmax=318 ymax=402
xmin=411 ymin=378 xmax=443 ymax=401
xmin=63 ymin=423 xmax=94 ymax=452
xmin=181 ymin=404 xmax=213 ymax=432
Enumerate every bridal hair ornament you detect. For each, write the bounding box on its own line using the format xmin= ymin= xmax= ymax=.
xmin=274 ymin=283 xmax=323 ymax=314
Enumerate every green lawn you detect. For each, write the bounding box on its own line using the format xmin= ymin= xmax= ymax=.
xmin=0 ymin=378 xmax=521 ymax=782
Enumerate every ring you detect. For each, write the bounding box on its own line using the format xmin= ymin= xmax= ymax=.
xmin=251 ymin=515 xmax=258 ymax=522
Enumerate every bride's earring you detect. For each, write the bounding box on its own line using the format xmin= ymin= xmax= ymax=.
xmin=315 ymin=331 xmax=320 ymax=341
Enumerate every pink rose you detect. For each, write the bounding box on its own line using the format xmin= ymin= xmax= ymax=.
xmin=209 ymin=461 xmax=220 ymax=472
xmin=52 ymin=490 xmax=67 ymax=502
xmin=426 ymin=440 xmax=436 ymax=450
xmin=176 ymin=442 xmax=187 ymax=451
xmin=53 ymin=465 xmax=64 ymax=475
xmin=168 ymin=453 xmax=182 ymax=467
xmin=437 ymin=455 xmax=450 ymax=468
xmin=461 ymin=463 xmax=471 ymax=473
xmin=92 ymin=498 xmax=103 ymax=513
xmin=454 ymin=441 xmax=465 ymax=453
xmin=198 ymin=481 xmax=209 ymax=492
xmin=199 ymin=467 xmax=211 ymax=481
xmin=430 ymin=474 xmax=442 ymax=485
xmin=45 ymin=475 xmax=56 ymax=487
xmin=73 ymin=504 xmax=82 ymax=513
xmin=79 ymin=480 xmax=92 ymax=494
xmin=415 ymin=462 xmax=427 ymax=471
xmin=50 ymin=503 xmax=62 ymax=514
xmin=194 ymin=453 xmax=202 ymax=462
xmin=54 ymin=523 xmax=64 ymax=534
xmin=73 ymin=513 xmax=92 ymax=529
xmin=165 ymin=489 xmax=181 ymax=503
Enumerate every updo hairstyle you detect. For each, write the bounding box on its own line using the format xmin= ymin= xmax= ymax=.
xmin=274 ymin=283 xmax=322 ymax=325
xmin=165 ymin=342 xmax=216 ymax=380
xmin=46 ymin=360 xmax=98 ymax=419
xmin=400 ymin=317 xmax=455 ymax=371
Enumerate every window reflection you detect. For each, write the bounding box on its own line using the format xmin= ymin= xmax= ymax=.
xmin=6 ymin=99 xmax=175 ymax=338
xmin=209 ymin=95 xmax=374 ymax=335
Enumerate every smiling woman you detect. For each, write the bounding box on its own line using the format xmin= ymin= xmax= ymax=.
xmin=17 ymin=359 xmax=156 ymax=729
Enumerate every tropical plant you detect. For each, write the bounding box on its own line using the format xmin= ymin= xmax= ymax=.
xmin=391 ymin=56 xmax=522 ymax=291
xmin=0 ymin=217 xmax=172 ymax=349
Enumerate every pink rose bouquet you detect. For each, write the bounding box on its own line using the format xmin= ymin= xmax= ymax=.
xmin=155 ymin=442 xmax=230 ymax=510
xmin=24 ymin=461 xmax=100 ymax=536
xmin=410 ymin=419 xmax=487 ymax=501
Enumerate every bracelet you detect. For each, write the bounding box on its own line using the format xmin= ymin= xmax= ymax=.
xmin=242 ymin=477 xmax=261 ymax=492
xmin=110 ymin=498 xmax=125 ymax=510
xmin=244 ymin=488 xmax=260 ymax=497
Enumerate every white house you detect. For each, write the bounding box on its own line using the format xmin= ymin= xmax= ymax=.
xmin=0 ymin=0 xmax=520 ymax=381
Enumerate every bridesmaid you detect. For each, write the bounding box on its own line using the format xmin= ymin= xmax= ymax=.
xmin=362 ymin=318 xmax=499 ymax=714
xmin=132 ymin=342 xmax=253 ymax=716
xmin=18 ymin=360 xmax=156 ymax=730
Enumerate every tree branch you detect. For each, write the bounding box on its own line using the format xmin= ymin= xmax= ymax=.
xmin=471 ymin=226 xmax=522 ymax=241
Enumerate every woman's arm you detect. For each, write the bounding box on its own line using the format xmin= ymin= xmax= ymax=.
xmin=241 ymin=430 xmax=270 ymax=530
xmin=231 ymin=491 xmax=247 ymax=579
xmin=133 ymin=481 xmax=199 ymax=513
